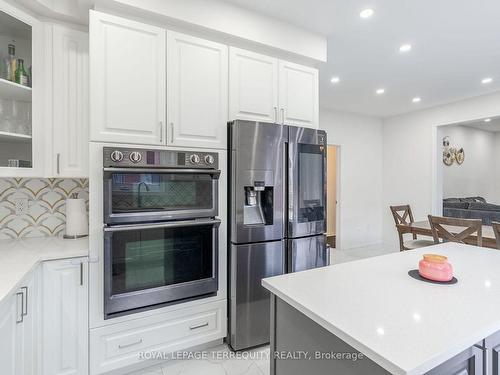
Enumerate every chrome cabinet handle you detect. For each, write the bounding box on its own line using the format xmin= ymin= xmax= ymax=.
xmin=159 ymin=121 xmax=163 ymax=143
xmin=16 ymin=291 xmax=24 ymax=323
xmin=274 ymin=107 xmax=278 ymax=123
xmin=56 ymin=153 xmax=61 ymax=175
xmin=118 ymin=339 xmax=143 ymax=349
xmin=281 ymin=108 xmax=285 ymax=124
xmin=80 ymin=262 xmax=84 ymax=286
xmin=189 ymin=322 xmax=209 ymax=330
xmin=170 ymin=122 xmax=174 ymax=143
xmin=21 ymin=286 xmax=28 ymax=317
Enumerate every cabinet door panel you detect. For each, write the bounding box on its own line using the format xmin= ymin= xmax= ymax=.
xmin=52 ymin=25 xmax=89 ymax=177
xmin=229 ymin=47 xmax=278 ymax=123
xmin=279 ymin=60 xmax=319 ymax=128
xmin=42 ymin=258 xmax=88 ymax=375
xmin=168 ymin=31 xmax=227 ymax=149
xmin=0 ymin=294 xmax=17 ymax=375
xmin=90 ymin=11 xmax=165 ymax=145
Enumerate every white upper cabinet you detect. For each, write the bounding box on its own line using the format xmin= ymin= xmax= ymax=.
xmin=167 ymin=31 xmax=228 ymax=149
xmin=278 ymin=60 xmax=319 ymax=128
xmin=90 ymin=11 xmax=166 ymax=145
xmin=52 ymin=25 xmax=89 ymax=177
xmin=229 ymin=47 xmax=279 ymax=123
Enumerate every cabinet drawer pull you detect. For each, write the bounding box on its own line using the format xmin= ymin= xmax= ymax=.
xmin=281 ymin=108 xmax=285 ymax=124
xmin=274 ymin=107 xmax=278 ymax=123
xmin=159 ymin=121 xmax=163 ymax=143
xmin=170 ymin=122 xmax=174 ymax=143
xmin=118 ymin=339 xmax=143 ymax=349
xmin=189 ymin=322 xmax=209 ymax=330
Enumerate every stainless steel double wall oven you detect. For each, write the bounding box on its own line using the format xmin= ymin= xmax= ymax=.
xmin=103 ymin=147 xmax=220 ymax=318
xmin=228 ymin=121 xmax=328 ymax=351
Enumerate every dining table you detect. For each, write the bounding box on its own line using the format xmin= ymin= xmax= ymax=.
xmin=399 ymin=220 xmax=497 ymax=249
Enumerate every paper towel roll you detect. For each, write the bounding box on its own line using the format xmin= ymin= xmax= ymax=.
xmin=65 ymin=198 xmax=88 ymax=237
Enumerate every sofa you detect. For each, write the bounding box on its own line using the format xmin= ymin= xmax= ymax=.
xmin=443 ymin=197 xmax=500 ymax=225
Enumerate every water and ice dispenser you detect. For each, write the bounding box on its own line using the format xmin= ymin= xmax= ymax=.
xmin=243 ymin=182 xmax=273 ymax=226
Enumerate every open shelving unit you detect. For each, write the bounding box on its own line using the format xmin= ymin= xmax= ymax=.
xmin=0 ymin=78 xmax=32 ymax=102
xmin=0 ymin=130 xmax=32 ymax=143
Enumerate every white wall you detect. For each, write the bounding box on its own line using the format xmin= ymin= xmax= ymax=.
xmin=441 ymin=125 xmax=497 ymax=203
xmin=97 ymin=0 xmax=327 ymax=62
xmin=382 ymin=92 xmax=500 ymax=246
xmin=320 ymin=109 xmax=384 ymax=250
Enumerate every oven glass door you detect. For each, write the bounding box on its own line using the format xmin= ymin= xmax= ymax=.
xmin=104 ymin=169 xmax=219 ymax=224
xmin=104 ymin=219 xmax=219 ymax=317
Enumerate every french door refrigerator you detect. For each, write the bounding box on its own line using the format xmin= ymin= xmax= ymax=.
xmin=228 ymin=120 xmax=328 ymax=351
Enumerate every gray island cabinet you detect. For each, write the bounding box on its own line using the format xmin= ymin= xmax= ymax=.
xmin=263 ymin=243 xmax=500 ymax=375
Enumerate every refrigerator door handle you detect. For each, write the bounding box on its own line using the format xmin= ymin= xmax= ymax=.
xmin=287 ymin=141 xmax=295 ymax=229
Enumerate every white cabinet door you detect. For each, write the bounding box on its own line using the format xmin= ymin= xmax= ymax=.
xmin=229 ymin=47 xmax=279 ymax=123
xmin=90 ymin=11 xmax=166 ymax=145
xmin=52 ymin=25 xmax=89 ymax=177
xmin=42 ymin=258 xmax=88 ymax=375
xmin=0 ymin=292 xmax=18 ymax=375
xmin=15 ymin=270 xmax=38 ymax=375
xmin=167 ymin=31 xmax=228 ymax=149
xmin=0 ymin=269 xmax=39 ymax=375
xmin=278 ymin=60 xmax=319 ymax=128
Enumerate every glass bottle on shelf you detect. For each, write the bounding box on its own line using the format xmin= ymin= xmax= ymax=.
xmin=3 ymin=44 xmax=16 ymax=81
xmin=15 ymin=59 xmax=29 ymax=86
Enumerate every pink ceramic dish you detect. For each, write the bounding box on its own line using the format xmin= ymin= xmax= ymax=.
xmin=418 ymin=254 xmax=453 ymax=282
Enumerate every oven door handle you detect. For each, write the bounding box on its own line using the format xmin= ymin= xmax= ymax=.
xmin=103 ymin=218 xmax=221 ymax=232
xmin=103 ymin=167 xmax=221 ymax=178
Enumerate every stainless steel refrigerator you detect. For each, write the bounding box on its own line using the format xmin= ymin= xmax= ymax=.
xmin=228 ymin=120 xmax=329 ymax=351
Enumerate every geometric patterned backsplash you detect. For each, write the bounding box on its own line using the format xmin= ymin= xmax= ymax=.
xmin=0 ymin=178 xmax=89 ymax=239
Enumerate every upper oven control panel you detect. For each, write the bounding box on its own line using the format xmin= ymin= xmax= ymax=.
xmin=103 ymin=147 xmax=219 ymax=169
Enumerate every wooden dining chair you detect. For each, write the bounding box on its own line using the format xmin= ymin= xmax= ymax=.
xmin=492 ymin=222 xmax=500 ymax=250
xmin=428 ymin=215 xmax=483 ymax=247
xmin=390 ymin=205 xmax=434 ymax=251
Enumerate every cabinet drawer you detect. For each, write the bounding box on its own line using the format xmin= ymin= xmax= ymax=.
xmin=90 ymin=300 xmax=226 ymax=374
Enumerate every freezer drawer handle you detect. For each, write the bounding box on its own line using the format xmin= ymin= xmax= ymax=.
xmin=189 ymin=322 xmax=209 ymax=330
xmin=118 ymin=338 xmax=143 ymax=349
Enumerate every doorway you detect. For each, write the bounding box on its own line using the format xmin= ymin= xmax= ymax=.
xmin=326 ymin=145 xmax=340 ymax=249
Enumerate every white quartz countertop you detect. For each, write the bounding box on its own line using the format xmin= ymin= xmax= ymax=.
xmin=262 ymin=243 xmax=500 ymax=375
xmin=0 ymin=236 xmax=89 ymax=304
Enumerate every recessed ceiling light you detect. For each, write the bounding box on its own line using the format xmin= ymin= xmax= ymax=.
xmin=412 ymin=97 xmax=421 ymax=103
xmin=330 ymin=76 xmax=340 ymax=84
xmin=360 ymin=8 xmax=374 ymax=19
xmin=482 ymin=77 xmax=493 ymax=84
xmin=399 ymin=44 xmax=412 ymax=53
xmin=376 ymin=88 xmax=385 ymax=95
xmin=484 ymin=118 xmax=492 ymax=122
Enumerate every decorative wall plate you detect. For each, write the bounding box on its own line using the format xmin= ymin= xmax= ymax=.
xmin=443 ymin=148 xmax=455 ymax=166
xmin=455 ymin=148 xmax=465 ymax=165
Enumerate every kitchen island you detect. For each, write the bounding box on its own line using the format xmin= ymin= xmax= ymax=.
xmin=262 ymin=243 xmax=500 ymax=375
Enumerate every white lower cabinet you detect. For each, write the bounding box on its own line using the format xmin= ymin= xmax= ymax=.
xmin=0 ymin=268 xmax=38 ymax=375
xmin=42 ymin=257 xmax=88 ymax=375
xmin=90 ymin=300 xmax=227 ymax=374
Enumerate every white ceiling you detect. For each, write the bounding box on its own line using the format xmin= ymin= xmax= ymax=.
xmin=462 ymin=117 xmax=500 ymax=133
xmin=221 ymin=0 xmax=500 ymax=117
